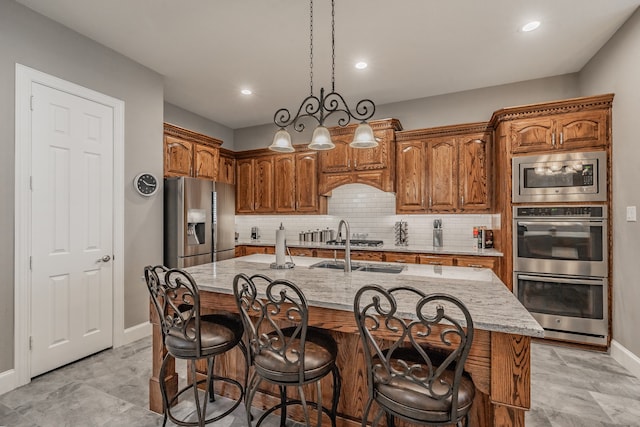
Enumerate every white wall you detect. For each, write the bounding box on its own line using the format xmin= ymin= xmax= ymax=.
xmin=233 ymin=74 xmax=580 ymax=151
xmin=579 ymin=8 xmax=640 ymax=359
xmin=164 ymin=102 xmax=235 ymax=150
xmin=0 ymin=0 xmax=164 ymax=373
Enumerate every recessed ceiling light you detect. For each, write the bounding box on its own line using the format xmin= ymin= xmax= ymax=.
xmin=522 ymin=21 xmax=541 ymax=32
xmin=241 ymin=89 xmax=252 ymax=95
xmin=355 ymin=61 xmax=368 ymax=70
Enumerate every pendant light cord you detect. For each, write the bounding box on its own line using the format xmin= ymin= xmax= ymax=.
xmin=310 ymin=0 xmax=314 ymax=97
xmin=331 ymin=0 xmax=335 ymax=92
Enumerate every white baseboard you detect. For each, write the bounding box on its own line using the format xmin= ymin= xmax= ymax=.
xmin=0 ymin=369 xmax=17 ymax=396
xmin=611 ymin=339 xmax=640 ymax=379
xmin=115 ymin=321 xmax=152 ymax=348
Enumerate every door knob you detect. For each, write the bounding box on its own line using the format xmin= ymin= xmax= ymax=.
xmin=97 ymin=255 xmax=111 ymax=263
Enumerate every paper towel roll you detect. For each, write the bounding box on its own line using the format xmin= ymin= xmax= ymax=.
xmin=275 ymin=226 xmax=286 ymax=266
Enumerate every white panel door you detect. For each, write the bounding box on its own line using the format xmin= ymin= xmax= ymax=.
xmin=30 ymin=82 xmax=114 ymax=377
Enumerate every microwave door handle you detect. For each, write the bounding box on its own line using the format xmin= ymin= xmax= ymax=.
xmin=517 ymin=274 xmax=604 ymax=286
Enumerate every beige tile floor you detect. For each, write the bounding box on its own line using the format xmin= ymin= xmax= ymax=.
xmin=1 ymin=337 xmax=639 ymax=426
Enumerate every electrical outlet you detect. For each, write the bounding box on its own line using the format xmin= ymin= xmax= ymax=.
xmin=626 ymin=206 xmax=637 ymax=222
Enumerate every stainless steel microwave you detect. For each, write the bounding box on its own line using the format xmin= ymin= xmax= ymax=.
xmin=512 ymin=151 xmax=607 ymax=203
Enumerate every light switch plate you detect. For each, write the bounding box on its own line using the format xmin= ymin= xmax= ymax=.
xmin=626 ymin=206 xmax=637 ymax=222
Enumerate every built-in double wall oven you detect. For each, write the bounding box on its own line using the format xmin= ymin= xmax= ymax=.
xmin=513 ymin=205 xmax=608 ymax=345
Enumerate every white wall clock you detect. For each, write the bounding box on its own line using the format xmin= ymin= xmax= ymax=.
xmin=134 ymin=172 xmax=158 ymax=196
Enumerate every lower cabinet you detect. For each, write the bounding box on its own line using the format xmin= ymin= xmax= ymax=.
xmin=455 ymin=256 xmax=497 ymax=270
xmin=384 ymin=252 xmax=419 ymax=264
xmin=418 ymin=255 xmax=455 ymax=266
xmin=234 ymin=246 xmax=500 ymax=275
xmin=288 ymin=247 xmax=314 ymax=257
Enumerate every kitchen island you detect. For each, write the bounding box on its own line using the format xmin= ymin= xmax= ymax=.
xmin=149 ymin=254 xmax=543 ymax=426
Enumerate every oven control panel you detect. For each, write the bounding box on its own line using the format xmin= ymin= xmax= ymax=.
xmin=515 ymin=205 xmax=605 ymax=218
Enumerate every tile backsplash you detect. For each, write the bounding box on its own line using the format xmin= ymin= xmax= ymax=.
xmin=236 ymin=183 xmax=499 ymax=248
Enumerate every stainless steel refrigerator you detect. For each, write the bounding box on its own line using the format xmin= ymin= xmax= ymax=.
xmin=164 ymin=177 xmax=235 ymax=268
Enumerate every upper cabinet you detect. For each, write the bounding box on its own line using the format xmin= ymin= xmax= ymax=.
xmin=318 ymin=118 xmax=402 ymax=195
xmin=492 ymin=95 xmax=613 ymax=155
xmin=163 ymin=123 xmax=222 ymax=179
xmin=396 ymin=123 xmax=492 ymax=214
xmin=235 ymin=148 xmax=326 ymax=215
xmin=218 ymin=149 xmax=235 ymax=185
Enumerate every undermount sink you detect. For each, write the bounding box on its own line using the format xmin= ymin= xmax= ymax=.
xmin=309 ymin=261 xmax=406 ymax=274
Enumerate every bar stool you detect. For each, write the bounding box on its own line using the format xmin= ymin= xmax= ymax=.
xmin=144 ymin=265 xmax=248 ymax=427
xmin=233 ymin=273 xmax=341 ymax=427
xmin=353 ymin=284 xmax=475 ymax=427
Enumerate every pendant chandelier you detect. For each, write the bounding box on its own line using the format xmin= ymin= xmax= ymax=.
xmin=269 ymin=0 xmax=377 ymax=152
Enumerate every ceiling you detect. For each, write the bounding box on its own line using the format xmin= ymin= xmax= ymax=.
xmin=15 ymin=0 xmax=640 ymax=129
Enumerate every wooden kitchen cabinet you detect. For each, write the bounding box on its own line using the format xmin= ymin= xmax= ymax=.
xmin=395 ymin=141 xmax=425 ymax=212
xmin=164 ymin=135 xmax=193 ymax=177
xmin=427 ymin=137 xmax=459 ymax=212
xmin=508 ymin=109 xmax=608 ymax=154
xmin=315 ymin=249 xmax=343 ymax=259
xmin=458 ymin=132 xmax=492 ymax=211
xmin=396 ymin=123 xmax=492 ymax=213
xmin=235 ymin=156 xmax=276 ymax=213
xmin=254 ymin=157 xmax=275 ymax=213
xmin=218 ymin=150 xmax=235 ymax=185
xmin=418 ymin=254 xmax=455 ymax=266
xmin=275 ymin=154 xmax=296 ymax=213
xmin=236 ymin=148 xmax=325 ymax=214
xmin=164 ymin=123 xmax=223 ymax=179
xmin=384 ymin=252 xmax=419 ymax=264
xmin=288 ymin=247 xmax=314 ymax=257
xmin=295 ymin=152 xmax=323 ymax=212
xmin=243 ymin=245 xmax=275 ymax=255
xmin=350 ymin=251 xmax=384 ymax=262
xmin=193 ymin=144 xmax=219 ymax=180
xmin=274 ymin=152 xmax=324 ymax=213
xmin=235 ymin=158 xmax=255 ymax=213
xmin=455 ymin=256 xmax=497 ymax=270
xmin=318 ymin=118 xmax=402 ymax=195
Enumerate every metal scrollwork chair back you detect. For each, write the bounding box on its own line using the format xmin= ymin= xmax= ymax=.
xmin=233 ymin=273 xmax=341 ymax=427
xmin=144 ymin=265 xmax=246 ymax=427
xmin=354 ymin=284 xmax=475 ymax=427
xmin=145 ymin=265 xmax=203 ymax=353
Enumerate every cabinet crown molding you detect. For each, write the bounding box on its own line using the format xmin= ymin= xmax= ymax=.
xmin=396 ymin=121 xmax=492 ymax=141
xmin=329 ymin=118 xmax=402 ymax=136
xmin=489 ymin=93 xmax=614 ymax=125
xmin=164 ymin=122 xmax=222 ymax=147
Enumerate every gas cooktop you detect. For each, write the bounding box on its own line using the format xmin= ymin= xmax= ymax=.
xmin=325 ymin=239 xmax=384 ymax=247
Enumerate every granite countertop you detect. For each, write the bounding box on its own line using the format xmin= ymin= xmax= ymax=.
xmin=185 ymin=254 xmax=542 ymax=338
xmin=236 ymin=239 xmax=503 ymax=257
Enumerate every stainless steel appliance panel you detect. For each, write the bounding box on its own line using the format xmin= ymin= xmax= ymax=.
xmin=212 ymin=182 xmax=235 ymax=257
xmin=512 ymin=151 xmax=606 ymax=203
xmin=513 ymin=272 xmax=607 ymax=345
xmin=513 ymin=206 xmax=607 ymax=277
xmin=164 ymin=177 xmax=214 ymax=268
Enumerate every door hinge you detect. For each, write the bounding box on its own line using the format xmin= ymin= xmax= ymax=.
xmin=29 ymin=336 xmax=33 ymax=350
xmin=30 ymin=95 xmax=34 ymax=111
xmin=30 ymin=176 xmax=33 ymax=191
xmin=29 ymin=256 xmax=32 ymax=271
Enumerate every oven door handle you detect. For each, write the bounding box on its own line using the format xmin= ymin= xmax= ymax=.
xmin=517 ymin=274 xmax=604 ymax=286
xmin=516 ymin=221 xmax=604 ymax=228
